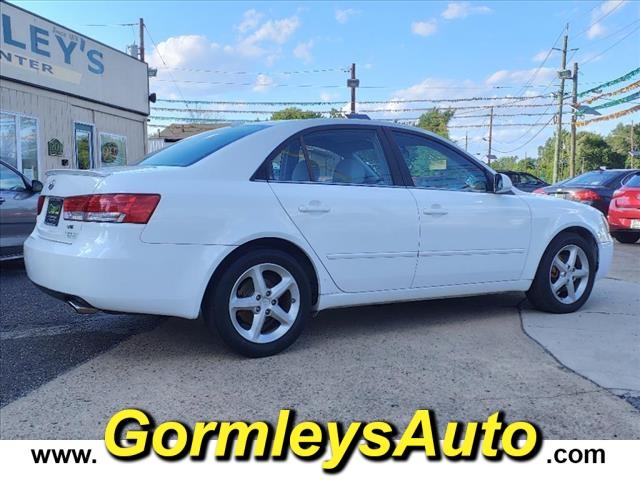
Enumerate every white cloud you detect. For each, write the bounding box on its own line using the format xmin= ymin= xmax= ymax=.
xmin=486 ymin=67 xmax=556 ymax=85
xmin=532 ymin=49 xmax=557 ymax=62
xmin=586 ymin=0 xmax=628 ymax=39
xmin=253 ymin=74 xmax=274 ymax=92
xmin=320 ymin=91 xmax=340 ymax=102
xmin=335 ymin=8 xmax=361 ymax=24
xmin=587 ymin=21 xmax=606 ymax=39
xmin=237 ymin=15 xmax=300 ymax=57
xmin=411 ymin=19 xmax=438 ymax=37
xmin=293 ymin=40 xmax=314 ymax=63
xmin=235 ymin=9 xmax=264 ymax=33
xmin=441 ymin=2 xmax=491 ymax=20
xmin=147 ymin=11 xmax=301 ymax=97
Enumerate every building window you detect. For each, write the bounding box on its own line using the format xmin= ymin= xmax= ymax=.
xmin=99 ymin=132 xmax=127 ymax=166
xmin=0 ymin=112 xmax=39 ymax=180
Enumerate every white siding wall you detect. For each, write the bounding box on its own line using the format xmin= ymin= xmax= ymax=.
xmin=0 ymin=79 xmax=147 ymax=178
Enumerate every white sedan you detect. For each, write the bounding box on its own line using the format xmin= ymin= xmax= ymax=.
xmin=25 ymin=119 xmax=614 ymax=357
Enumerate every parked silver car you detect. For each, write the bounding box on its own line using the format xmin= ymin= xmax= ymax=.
xmin=0 ymin=160 xmax=43 ymax=260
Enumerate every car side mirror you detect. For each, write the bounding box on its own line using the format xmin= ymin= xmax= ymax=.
xmin=493 ymin=173 xmax=513 ymax=194
xmin=31 ymin=180 xmax=43 ymax=193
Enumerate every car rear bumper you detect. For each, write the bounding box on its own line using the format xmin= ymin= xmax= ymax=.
xmin=596 ymin=240 xmax=614 ymax=280
xmin=24 ymin=228 xmax=233 ymax=319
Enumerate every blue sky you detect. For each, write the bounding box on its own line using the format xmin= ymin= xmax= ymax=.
xmin=13 ymin=0 xmax=640 ymax=159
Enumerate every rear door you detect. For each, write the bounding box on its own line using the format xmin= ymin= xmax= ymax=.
xmin=265 ymin=127 xmax=419 ymax=293
xmin=387 ymin=129 xmax=531 ymax=288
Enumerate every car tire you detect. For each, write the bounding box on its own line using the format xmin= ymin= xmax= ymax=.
xmin=203 ymin=249 xmax=311 ymax=357
xmin=611 ymin=232 xmax=640 ymax=244
xmin=526 ymin=233 xmax=597 ymax=314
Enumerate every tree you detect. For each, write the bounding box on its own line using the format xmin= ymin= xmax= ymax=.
xmin=270 ymin=107 xmax=322 ymax=120
xmin=416 ymin=108 xmax=455 ymax=139
xmin=606 ymin=122 xmax=640 ymax=168
xmin=328 ymin=108 xmax=344 ymax=118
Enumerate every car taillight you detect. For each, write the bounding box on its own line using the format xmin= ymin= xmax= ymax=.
xmin=570 ymin=189 xmax=601 ymax=202
xmin=532 ymin=188 xmax=547 ymax=195
xmin=62 ymin=194 xmax=160 ymax=224
xmin=37 ymin=196 xmax=45 ymax=215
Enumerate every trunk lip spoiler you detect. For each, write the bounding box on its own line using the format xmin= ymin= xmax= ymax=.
xmin=45 ymin=169 xmax=111 ymax=178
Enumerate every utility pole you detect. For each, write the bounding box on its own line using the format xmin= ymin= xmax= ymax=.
xmin=139 ymin=18 xmax=145 ymax=62
xmin=569 ymin=61 xmax=578 ymax=178
xmin=465 ymin=131 xmax=468 ymax=151
xmin=631 ymin=120 xmax=636 ymax=168
xmin=553 ymin=33 xmax=569 ymax=183
xmin=348 ymin=63 xmax=358 ymax=114
xmin=487 ymin=107 xmax=494 ymax=165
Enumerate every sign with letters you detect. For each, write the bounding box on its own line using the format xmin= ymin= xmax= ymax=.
xmin=0 ymin=2 xmax=149 ymax=114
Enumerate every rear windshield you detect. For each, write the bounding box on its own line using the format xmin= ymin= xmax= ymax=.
xmin=141 ymin=124 xmax=269 ymax=167
xmin=563 ymin=170 xmax=620 ymax=187
xmin=624 ymin=173 xmax=640 ymax=187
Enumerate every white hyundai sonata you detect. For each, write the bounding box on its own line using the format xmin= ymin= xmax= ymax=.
xmin=25 ymin=119 xmax=613 ymax=356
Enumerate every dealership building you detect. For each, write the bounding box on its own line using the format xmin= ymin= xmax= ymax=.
xmin=0 ymin=1 xmax=149 ymax=181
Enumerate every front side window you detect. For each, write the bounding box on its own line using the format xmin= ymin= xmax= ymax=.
xmin=392 ymin=131 xmax=489 ymax=192
xmin=0 ymin=163 xmax=26 ymax=191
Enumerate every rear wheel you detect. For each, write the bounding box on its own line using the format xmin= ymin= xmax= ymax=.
xmin=526 ymin=233 xmax=596 ymax=313
xmin=612 ymin=231 xmax=640 ymax=244
xmin=203 ymin=249 xmax=311 ymax=357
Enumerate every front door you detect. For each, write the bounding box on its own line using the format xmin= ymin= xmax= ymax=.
xmin=74 ymin=123 xmax=94 ymax=170
xmin=388 ymin=130 xmax=531 ymax=288
xmin=266 ymin=127 xmax=419 ymax=293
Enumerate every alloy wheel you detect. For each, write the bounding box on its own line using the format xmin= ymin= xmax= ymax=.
xmin=228 ymin=263 xmax=300 ymax=344
xmin=548 ymin=244 xmax=590 ymax=305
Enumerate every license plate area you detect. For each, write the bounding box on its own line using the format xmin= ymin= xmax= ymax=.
xmin=631 ymin=219 xmax=640 ymax=230
xmin=44 ymin=197 xmax=63 ymax=226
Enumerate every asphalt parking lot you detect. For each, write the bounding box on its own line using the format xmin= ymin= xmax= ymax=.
xmin=1 ymin=243 xmax=638 ymax=439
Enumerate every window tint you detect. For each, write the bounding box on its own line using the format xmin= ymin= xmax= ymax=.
xmin=520 ymin=173 xmax=541 ymax=185
xmin=392 ymin=131 xmax=489 ymax=192
xmin=624 ymin=173 xmax=640 ymax=187
xmin=141 ymin=124 xmax=269 ymax=167
xmin=563 ymin=170 xmax=619 ymax=187
xmin=302 ymin=129 xmax=393 ymax=185
xmin=267 ymin=137 xmax=309 ymax=182
xmin=0 ymin=163 xmax=26 ymax=191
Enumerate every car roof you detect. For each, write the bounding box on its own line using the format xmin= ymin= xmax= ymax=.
xmin=257 ymin=118 xmax=466 ymax=154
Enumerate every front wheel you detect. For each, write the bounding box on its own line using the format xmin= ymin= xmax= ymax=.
xmin=612 ymin=231 xmax=640 ymax=244
xmin=526 ymin=233 xmax=597 ymax=313
xmin=203 ymin=249 xmax=311 ymax=357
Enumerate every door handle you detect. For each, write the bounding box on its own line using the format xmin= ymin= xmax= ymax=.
xmin=298 ymin=205 xmax=331 ymax=214
xmin=423 ymin=209 xmax=448 ymax=216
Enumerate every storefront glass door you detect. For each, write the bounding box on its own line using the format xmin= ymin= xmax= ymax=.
xmin=74 ymin=123 xmax=94 ymax=170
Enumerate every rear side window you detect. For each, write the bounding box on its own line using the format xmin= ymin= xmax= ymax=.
xmin=563 ymin=170 xmax=620 ymax=187
xmin=624 ymin=174 xmax=640 ymax=187
xmin=141 ymin=124 xmax=269 ymax=167
xmin=267 ymin=137 xmax=309 ymax=182
xmin=263 ymin=129 xmax=394 ymax=186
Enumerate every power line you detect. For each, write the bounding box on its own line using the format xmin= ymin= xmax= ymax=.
xmin=489 ymin=117 xmax=556 ymax=154
xmin=581 ymin=25 xmax=640 ymax=66
xmin=144 ymin=24 xmax=193 ymax=117
xmin=574 ymin=0 xmax=627 ymax=39
xmin=155 ymin=66 xmax=350 ymax=76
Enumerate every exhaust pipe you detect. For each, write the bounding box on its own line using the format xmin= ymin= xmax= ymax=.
xmin=67 ymin=298 xmax=98 ymax=314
